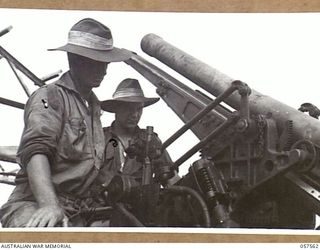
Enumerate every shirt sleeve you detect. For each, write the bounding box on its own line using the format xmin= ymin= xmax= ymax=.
xmin=16 ymin=84 xmax=64 ymax=167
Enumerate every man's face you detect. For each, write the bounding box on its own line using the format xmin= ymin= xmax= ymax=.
xmin=115 ymin=102 xmax=144 ymax=130
xmin=69 ymin=54 xmax=109 ymax=88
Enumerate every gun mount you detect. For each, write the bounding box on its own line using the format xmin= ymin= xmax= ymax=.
xmin=121 ymin=34 xmax=320 ymax=229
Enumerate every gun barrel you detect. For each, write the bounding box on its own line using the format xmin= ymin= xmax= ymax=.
xmin=141 ymin=33 xmax=320 ymax=145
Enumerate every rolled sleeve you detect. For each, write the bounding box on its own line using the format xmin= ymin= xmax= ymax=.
xmin=17 ymin=85 xmax=64 ymax=167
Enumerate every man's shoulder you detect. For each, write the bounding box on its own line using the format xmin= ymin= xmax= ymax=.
xmin=102 ymin=126 xmax=161 ymax=143
xmin=26 ymin=82 xmax=65 ymax=111
xmin=40 ymin=71 xmax=75 ymax=94
xmin=103 ymin=126 xmax=114 ymax=140
xmin=30 ymin=78 xmax=65 ymax=96
xmin=103 ymin=127 xmax=119 ymax=151
xmin=103 ymin=126 xmax=112 ymax=133
xmin=137 ymin=127 xmax=159 ymax=138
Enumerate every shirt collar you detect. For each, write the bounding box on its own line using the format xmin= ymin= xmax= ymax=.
xmin=55 ymin=71 xmax=79 ymax=93
xmin=55 ymin=71 xmax=97 ymax=103
xmin=109 ymin=121 xmax=140 ymax=137
xmin=110 ymin=121 xmax=140 ymax=133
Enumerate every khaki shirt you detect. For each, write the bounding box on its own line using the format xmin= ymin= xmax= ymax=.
xmin=98 ymin=125 xmax=173 ymax=187
xmin=0 ymin=72 xmax=106 ymax=227
xmin=11 ymin=72 xmax=105 ymax=199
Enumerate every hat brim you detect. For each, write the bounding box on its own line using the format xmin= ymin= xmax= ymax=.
xmin=101 ymin=97 xmax=160 ymax=112
xmin=48 ymin=44 xmax=132 ymax=62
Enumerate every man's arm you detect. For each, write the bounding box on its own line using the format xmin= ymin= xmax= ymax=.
xmin=25 ymin=154 xmax=68 ymax=227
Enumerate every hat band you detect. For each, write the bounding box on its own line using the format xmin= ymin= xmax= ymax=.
xmin=68 ymin=30 xmax=113 ymax=51
xmin=113 ymin=88 xmax=144 ymax=99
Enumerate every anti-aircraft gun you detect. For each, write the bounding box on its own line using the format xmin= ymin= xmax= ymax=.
xmin=104 ymin=34 xmax=320 ymax=229
xmin=1 ymin=25 xmax=320 ymax=229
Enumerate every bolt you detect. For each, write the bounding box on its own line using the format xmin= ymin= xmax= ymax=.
xmin=236 ymin=119 xmax=248 ymax=132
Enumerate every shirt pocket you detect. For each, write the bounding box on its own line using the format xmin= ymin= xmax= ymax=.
xmin=58 ymin=117 xmax=91 ymax=161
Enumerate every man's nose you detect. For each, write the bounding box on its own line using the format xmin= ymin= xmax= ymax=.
xmin=101 ymin=66 xmax=107 ymax=76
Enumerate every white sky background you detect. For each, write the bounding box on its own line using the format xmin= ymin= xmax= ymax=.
xmin=1 ymin=9 xmax=320 ymax=216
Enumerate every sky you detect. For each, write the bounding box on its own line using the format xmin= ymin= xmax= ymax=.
xmin=1 ymin=8 xmax=320 ymax=215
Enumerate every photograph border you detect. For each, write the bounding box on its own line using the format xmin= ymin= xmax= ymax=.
xmin=0 ymin=0 xmax=319 ymax=243
xmin=1 ymin=0 xmax=320 ymax=13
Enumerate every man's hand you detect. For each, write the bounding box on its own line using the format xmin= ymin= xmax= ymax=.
xmin=26 ymin=205 xmax=68 ymax=227
xmin=26 ymin=154 xmax=68 ymax=227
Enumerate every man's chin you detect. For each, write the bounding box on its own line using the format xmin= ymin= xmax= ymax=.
xmin=91 ymin=82 xmax=102 ymax=88
xmin=125 ymin=123 xmax=138 ymax=129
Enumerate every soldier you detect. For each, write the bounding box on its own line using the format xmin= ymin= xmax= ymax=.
xmin=0 ymin=18 xmax=131 ymax=227
xmin=98 ymin=78 xmax=179 ymax=226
